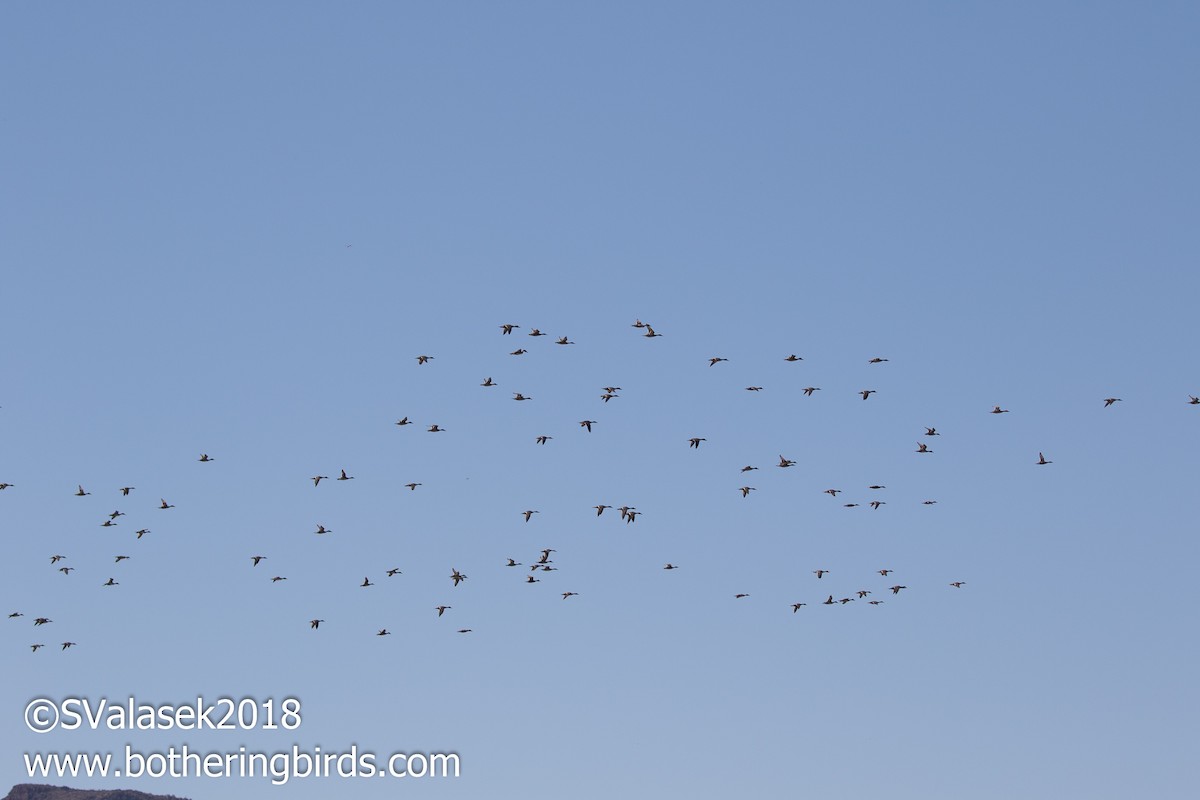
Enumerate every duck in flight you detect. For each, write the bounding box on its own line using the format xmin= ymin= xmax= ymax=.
xmin=310 ymin=619 xmax=324 ymax=629
xmin=708 ymin=357 xmax=728 ymax=367
xmin=860 ymin=390 xmax=876 ymax=400
xmin=338 ymin=469 xmax=354 ymax=481
xmin=1103 ymin=398 xmax=1121 ymax=407
xmin=991 ymin=405 xmax=1010 ymax=414
xmin=536 ymin=435 xmax=552 ymax=445
xmin=688 ymin=437 xmax=706 ymax=448
xmin=1037 ymin=452 xmax=1052 ymax=465
xmin=75 ymin=485 xmax=90 ymax=497
xmin=916 ymin=442 xmax=932 ymax=453
xmin=450 ymin=569 xmax=467 ymax=587
xmin=522 ymin=510 xmax=539 ymax=522
xmin=416 ymin=355 xmax=433 ymax=365
xmin=579 ymin=420 xmax=595 ymax=432
xmin=802 ymin=387 xmax=820 ymax=396
xmin=198 ymin=453 xmax=213 ymax=462
xmin=312 ymin=475 xmax=329 ymax=486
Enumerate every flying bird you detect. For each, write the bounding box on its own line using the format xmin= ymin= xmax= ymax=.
xmin=198 ymin=453 xmax=213 ymax=462
xmin=499 ymin=324 xmax=518 ymax=335
xmin=436 ymin=606 xmax=451 ymax=617
xmin=1037 ymin=452 xmax=1052 ymax=465
xmin=481 ymin=377 xmax=496 ymax=387
xmin=310 ymin=619 xmax=323 ymax=629
xmin=688 ymin=437 xmax=706 ymax=448
xmin=450 ymin=569 xmax=467 ymax=587
xmin=708 ymin=357 xmax=728 ymax=367
xmin=75 ymin=485 xmax=90 ymax=497
xmin=312 ymin=475 xmax=329 ymax=486
xmin=739 ymin=486 xmax=755 ymax=497
xmin=522 ymin=510 xmax=539 ymax=522
xmin=990 ymin=406 xmax=1010 ymax=414
xmin=579 ymin=420 xmax=595 ymax=432
xmin=1103 ymin=398 xmax=1121 ymax=407
xmin=784 ymin=355 xmax=803 ymax=362
xmin=802 ymin=387 xmax=820 ymax=396
xmin=536 ymin=435 xmax=552 ymax=444
xmin=415 ymin=355 xmax=433 ymax=364
xmin=860 ymin=390 xmax=876 ymax=400
xmin=338 ymin=469 xmax=354 ymax=481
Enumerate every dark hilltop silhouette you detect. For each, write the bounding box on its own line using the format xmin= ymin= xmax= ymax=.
xmin=3 ymin=786 xmax=190 ymax=800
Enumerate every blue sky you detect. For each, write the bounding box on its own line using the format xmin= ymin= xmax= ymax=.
xmin=2 ymin=2 xmax=1198 ymax=798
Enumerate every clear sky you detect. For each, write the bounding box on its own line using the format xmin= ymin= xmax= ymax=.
xmin=2 ymin=2 xmax=1198 ymax=798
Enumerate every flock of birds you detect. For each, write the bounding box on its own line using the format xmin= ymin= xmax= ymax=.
xmin=5 ymin=318 xmax=1198 ymax=653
